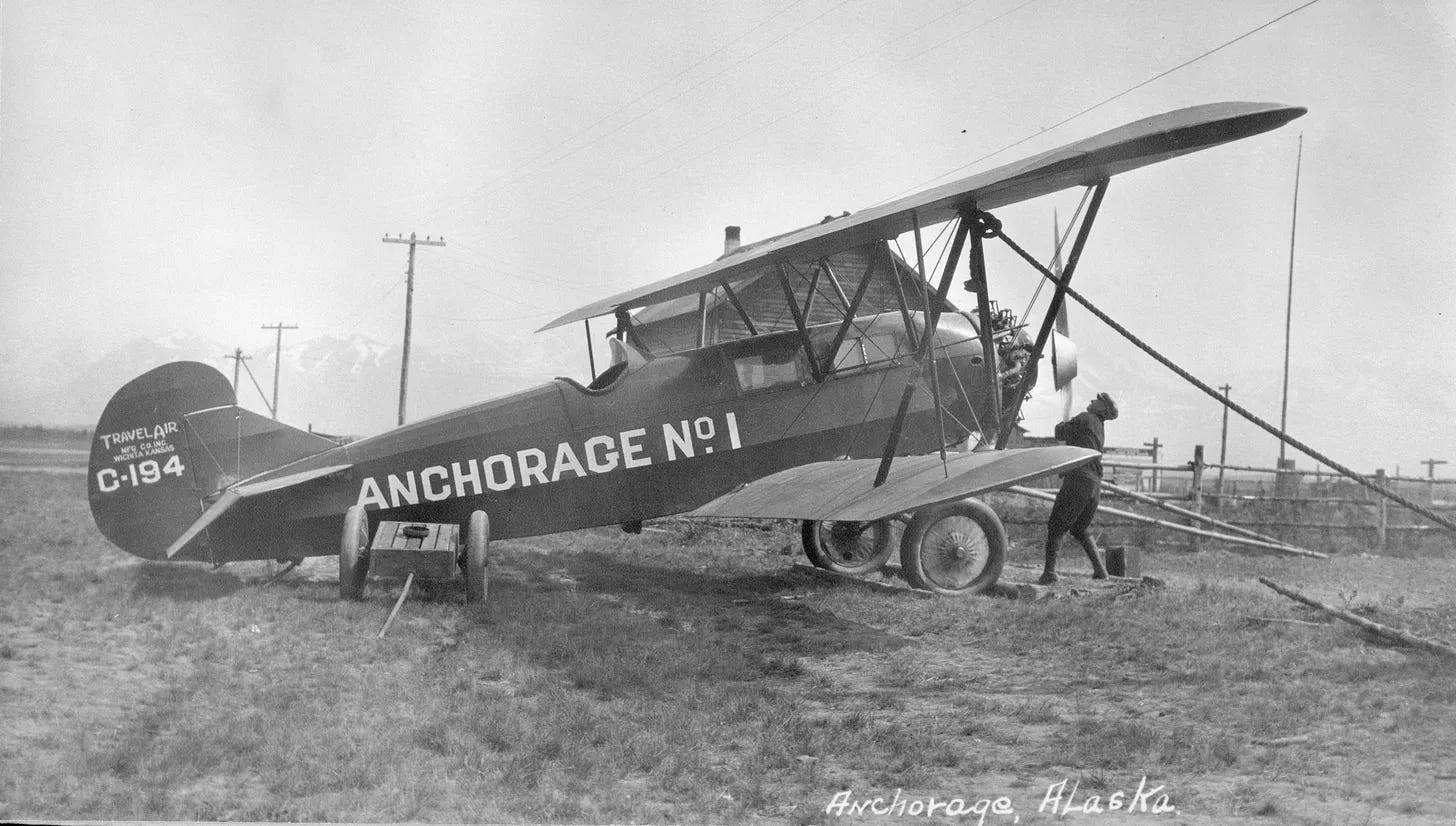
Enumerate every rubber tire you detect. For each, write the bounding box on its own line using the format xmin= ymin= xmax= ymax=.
xmin=464 ymin=510 xmax=489 ymax=605
xmin=899 ymin=499 xmax=1005 ymax=595
xmin=801 ymin=518 xmax=894 ymax=575
xmin=339 ymin=505 xmax=371 ymax=601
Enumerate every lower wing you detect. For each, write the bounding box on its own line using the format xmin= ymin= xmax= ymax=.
xmin=690 ymin=446 xmax=1096 ymax=523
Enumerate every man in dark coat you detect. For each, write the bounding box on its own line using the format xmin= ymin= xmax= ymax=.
xmin=1039 ymin=392 xmax=1118 ymax=585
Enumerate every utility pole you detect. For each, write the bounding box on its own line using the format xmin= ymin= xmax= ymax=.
xmin=223 ymin=348 xmax=252 ymax=393
xmin=260 ymin=323 xmax=298 ymax=420
xmin=382 ymin=232 xmax=446 ymax=425
xmin=1217 ymin=383 xmax=1232 ymax=507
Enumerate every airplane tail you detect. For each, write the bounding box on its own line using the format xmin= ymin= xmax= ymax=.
xmin=88 ymin=361 xmax=337 ymax=561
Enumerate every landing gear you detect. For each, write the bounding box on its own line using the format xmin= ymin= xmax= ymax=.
xmin=464 ymin=510 xmax=490 ymax=605
xmin=801 ymin=519 xmax=894 ymax=575
xmin=899 ymin=499 xmax=1005 ymax=595
xmin=339 ymin=505 xmax=371 ymax=601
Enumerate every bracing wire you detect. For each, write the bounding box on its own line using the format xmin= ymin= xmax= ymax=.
xmin=239 ymin=358 xmax=276 ymax=417
xmin=1018 ymin=185 xmax=1092 ymax=326
xmin=1000 ymin=232 xmax=1456 ymax=535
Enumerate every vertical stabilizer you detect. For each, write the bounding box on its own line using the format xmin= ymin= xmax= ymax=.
xmin=88 ymin=361 xmax=338 ymax=561
xmin=88 ymin=362 xmax=235 ymax=560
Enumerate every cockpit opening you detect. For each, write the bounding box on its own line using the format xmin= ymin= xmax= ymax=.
xmin=585 ymin=337 xmax=652 ymax=391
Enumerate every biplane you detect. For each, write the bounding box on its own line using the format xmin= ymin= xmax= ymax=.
xmin=88 ymin=101 xmax=1304 ymax=598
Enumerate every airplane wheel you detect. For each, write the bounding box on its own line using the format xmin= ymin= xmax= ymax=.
xmin=339 ymin=505 xmax=371 ymax=601
xmin=464 ymin=510 xmax=489 ymax=605
xmin=899 ymin=499 xmax=1005 ymax=596
xmin=801 ymin=519 xmax=894 ymax=575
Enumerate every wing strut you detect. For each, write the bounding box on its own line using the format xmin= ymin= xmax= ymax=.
xmin=584 ymin=318 xmax=597 ymax=380
xmin=967 ymin=211 xmax=1003 ymax=445
xmin=820 ymin=243 xmax=882 ymax=377
xmin=993 ymin=178 xmax=1110 ymax=448
xmin=818 ymin=257 xmax=853 ymax=314
xmin=776 ymin=263 xmax=825 ymax=383
xmin=719 ymin=281 xmax=758 ymax=336
xmin=873 ymin=212 xmax=971 ymax=487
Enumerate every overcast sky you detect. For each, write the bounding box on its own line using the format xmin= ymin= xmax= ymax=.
xmin=2 ymin=0 xmax=1453 ymax=473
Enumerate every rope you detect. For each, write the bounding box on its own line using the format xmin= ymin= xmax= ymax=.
xmin=993 ymin=226 xmax=1456 ymax=536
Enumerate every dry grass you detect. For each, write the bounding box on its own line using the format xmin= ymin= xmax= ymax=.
xmin=3 ymin=461 xmax=1456 ymax=824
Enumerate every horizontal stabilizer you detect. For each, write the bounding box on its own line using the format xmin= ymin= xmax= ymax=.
xmin=232 ymin=463 xmax=353 ymax=498
xmin=690 ymin=446 xmax=1097 ymax=523
xmin=183 ymin=405 xmax=339 ymax=487
xmin=163 ymin=463 xmax=353 ymax=559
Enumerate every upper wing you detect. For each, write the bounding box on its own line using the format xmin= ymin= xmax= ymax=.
xmin=689 ymin=446 xmax=1096 ymax=523
xmin=540 ymin=101 xmax=1305 ymax=332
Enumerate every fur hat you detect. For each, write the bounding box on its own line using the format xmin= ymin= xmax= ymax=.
xmin=1090 ymin=392 xmax=1119 ymax=420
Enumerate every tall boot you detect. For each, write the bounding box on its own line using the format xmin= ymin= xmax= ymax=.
xmin=1038 ymin=536 xmax=1060 ymax=585
xmin=1076 ymin=534 xmax=1108 ymax=579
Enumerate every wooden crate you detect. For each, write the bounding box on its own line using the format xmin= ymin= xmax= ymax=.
xmin=369 ymin=520 xmax=460 ymax=579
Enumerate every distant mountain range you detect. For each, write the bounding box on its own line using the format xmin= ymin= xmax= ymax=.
xmin=0 ymin=331 xmax=582 ymax=438
xmin=2 ymin=330 xmax=1448 ymax=473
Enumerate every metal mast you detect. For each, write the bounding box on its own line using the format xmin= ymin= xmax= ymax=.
xmin=1278 ymin=134 xmax=1302 ymax=463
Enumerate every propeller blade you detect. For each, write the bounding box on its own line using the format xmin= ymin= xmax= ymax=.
xmin=1048 ymin=210 xmax=1077 ymax=419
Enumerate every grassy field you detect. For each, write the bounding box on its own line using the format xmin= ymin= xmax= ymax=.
xmin=3 ymin=464 xmax=1456 ymax=824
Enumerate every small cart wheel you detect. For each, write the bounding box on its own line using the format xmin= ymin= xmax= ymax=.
xmin=339 ymin=505 xmax=371 ymax=601
xmin=801 ymin=518 xmax=895 ymax=575
xmin=899 ymin=499 xmax=1005 ymax=596
xmin=465 ymin=510 xmax=490 ymax=605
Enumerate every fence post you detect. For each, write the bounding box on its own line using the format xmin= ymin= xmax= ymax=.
xmin=1375 ymin=469 xmax=1388 ymax=553
xmin=1190 ymin=445 xmax=1205 ymax=552
xmin=1144 ymin=437 xmax=1162 ymax=493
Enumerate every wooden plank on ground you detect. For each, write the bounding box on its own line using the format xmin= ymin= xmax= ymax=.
xmin=1258 ymin=577 xmax=1456 ymax=659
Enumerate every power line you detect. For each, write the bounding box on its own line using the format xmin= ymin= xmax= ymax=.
xmin=437 ymin=239 xmax=584 ymax=291
xmin=421 ymin=0 xmax=814 ymax=224
xmin=340 ymin=278 xmax=407 ymax=340
xmin=238 ymin=356 xmax=275 ymax=418
xmin=483 ymin=0 xmax=1021 ymax=245
xmin=890 ymin=0 xmax=1327 ymax=199
xmin=417 ymin=256 xmax=554 ymax=309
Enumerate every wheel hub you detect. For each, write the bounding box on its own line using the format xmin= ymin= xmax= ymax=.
xmin=942 ymin=531 xmax=980 ymax=562
xmin=924 ymin=519 xmax=988 ymax=588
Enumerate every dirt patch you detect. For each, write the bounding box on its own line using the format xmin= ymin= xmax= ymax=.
xmin=4 ymin=473 xmax=1456 ymax=824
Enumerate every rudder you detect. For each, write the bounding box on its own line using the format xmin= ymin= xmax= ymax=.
xmin=88 ymin=361 xmax=235 ymax=561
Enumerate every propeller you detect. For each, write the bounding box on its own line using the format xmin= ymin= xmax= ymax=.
xmin=1049 ymin=210 xmax=1078 ymax=421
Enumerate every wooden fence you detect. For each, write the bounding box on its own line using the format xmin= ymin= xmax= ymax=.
xmin=1006 ymin=441 xmax=1456 ymax=555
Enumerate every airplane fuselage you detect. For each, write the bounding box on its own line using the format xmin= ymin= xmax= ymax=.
xmin=198 ymin=312 xmax=1006 ymax=563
